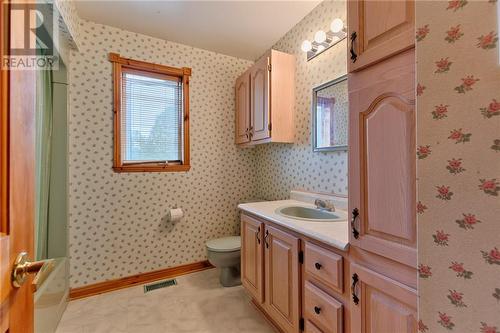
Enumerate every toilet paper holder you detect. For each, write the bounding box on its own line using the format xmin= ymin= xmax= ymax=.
xmin=167 ymin=207 xmax=184 ymax=222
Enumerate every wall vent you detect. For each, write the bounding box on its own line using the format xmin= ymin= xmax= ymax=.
xmin=143 ymin=279 xmax=177 ymax=293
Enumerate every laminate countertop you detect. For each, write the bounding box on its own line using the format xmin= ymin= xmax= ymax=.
xmin=238 ymin=199 xmax=349 ymax=251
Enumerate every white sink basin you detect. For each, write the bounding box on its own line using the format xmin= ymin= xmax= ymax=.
xmin=276 ymin=206 xmax=347 ymax=222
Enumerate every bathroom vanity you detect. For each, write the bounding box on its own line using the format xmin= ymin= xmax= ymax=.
xmin=239 ymin=193 xmax=351 ymax=333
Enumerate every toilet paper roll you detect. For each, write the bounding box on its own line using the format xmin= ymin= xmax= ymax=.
xmin=168 ymin=208 xmax=184 ymax=222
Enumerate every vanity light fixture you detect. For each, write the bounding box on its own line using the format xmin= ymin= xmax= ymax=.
xmin=301 ymin=18 xmax=347 ymax=61
xmin=301 ymin=40 xmax=313 ymax=52
xmin=314 ymin=30 xmax=327 ymax=43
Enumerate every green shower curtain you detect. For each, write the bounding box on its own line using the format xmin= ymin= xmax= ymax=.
xmin=35 ymin=62 xmax=53 ymax=261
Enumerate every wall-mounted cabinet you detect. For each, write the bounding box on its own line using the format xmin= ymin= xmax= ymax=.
xmin=235 ymin=49 xmax=295 ymax=146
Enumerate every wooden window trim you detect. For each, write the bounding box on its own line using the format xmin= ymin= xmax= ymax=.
xmin=109 ymin=53 xmax=191 ymax=173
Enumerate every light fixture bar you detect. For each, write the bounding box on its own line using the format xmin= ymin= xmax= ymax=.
xmin=302 ymin=18 xmax=347 ymax=61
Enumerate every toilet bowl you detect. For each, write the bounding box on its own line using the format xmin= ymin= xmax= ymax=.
xmin=206 ymin=236 xmax=241 ymax=287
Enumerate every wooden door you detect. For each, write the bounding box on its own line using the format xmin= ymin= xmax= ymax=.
xmin=241 ymin=214 xmax=264 ymax=303
xmin=235 ymin=70 xmax=250 ymax=144
xmin=250 ymin=52 xmax=270 ymax=141
xmin=348 ymin=0 xmax=414 ymax=72
xmin=1 ymin=2 xmax=37 ymax=331
xmin=348 ymin=50 xmax=416 ymax=268
xmin=350 ymin=262 xmax=417 ymax=333
xmin=264 ymin=225 xmax=300 ymax=333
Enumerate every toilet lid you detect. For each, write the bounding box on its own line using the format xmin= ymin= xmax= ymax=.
xmin=206 ymin=236 xmax=241 ymax=253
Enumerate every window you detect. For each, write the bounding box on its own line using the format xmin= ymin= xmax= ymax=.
xmin=109 ymin=53 xmax=191 ymax=172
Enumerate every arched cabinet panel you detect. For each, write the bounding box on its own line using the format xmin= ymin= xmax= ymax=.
xmin=251 ymin=58 xmax=270 ymax=141
xmin=348 ymin=50 xmax=416 ymax=267
xmin=360 ymin=93 xmax=415 ymax=247
xmin=235 ymin=71 xmax=250 ymax=144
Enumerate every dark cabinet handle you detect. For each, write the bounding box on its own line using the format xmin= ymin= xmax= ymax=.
xmin=351 ymin=208 xmax=360 ymax=239
xmin=256 ymin=226 xmax=261 ymax=244
xmin=314 ymin=262 xmax=322 ymax=270
xmin=350 ymin=31 xmax=357 ymax=63
xmin=352 ymin=273 xmax=359 ymax=305
xmin=314 ymin=306 xmax=321 ymax=314
xmin=264 ymin=230 xmax=269 ymax=248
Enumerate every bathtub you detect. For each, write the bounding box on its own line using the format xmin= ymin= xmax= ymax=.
xmin=34 ymin=257 xmax=69 ymax=333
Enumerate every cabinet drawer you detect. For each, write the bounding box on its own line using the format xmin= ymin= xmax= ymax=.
xmin=304 ymin=281 xmax=343 ymax=333
xmin=305 ymin=320 xmax=324 ymax=333
xmin=304 ymin=242 xmax=343 ymax=293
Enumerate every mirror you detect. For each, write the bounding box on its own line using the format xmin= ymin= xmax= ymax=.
xmin=312 ymin=75 xmax=348 ymax=152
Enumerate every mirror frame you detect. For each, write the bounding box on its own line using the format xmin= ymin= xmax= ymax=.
xmin=312 ymin=74 xmax=349 ymax=152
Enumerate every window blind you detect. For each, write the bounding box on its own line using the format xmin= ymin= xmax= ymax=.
xmin=121 ymin=70 xmax=183 ymax=163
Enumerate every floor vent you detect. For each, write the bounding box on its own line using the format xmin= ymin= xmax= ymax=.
xmin=143 ymin=279 xmax=177 ymax=293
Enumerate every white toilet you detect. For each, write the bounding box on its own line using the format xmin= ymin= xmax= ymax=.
xmin=206 ymin=236 xmax=241 ymax=287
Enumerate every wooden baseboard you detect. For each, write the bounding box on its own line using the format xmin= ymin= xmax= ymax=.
xmin=69 ymin=260 xmax=213 ymax=300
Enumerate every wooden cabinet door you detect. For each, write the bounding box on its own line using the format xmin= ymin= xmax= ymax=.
xmin=235 ymin=70 xmax=250 ymax=144
xmin=348 ymin=50 xmax=416 ymax=267
xmin=1 ymin=3 xmax=37 ymax=331
xmin=250 ymin=52 xmax=271 ymax=141
xmin=264 ymin=225 xmax=300 ymax=333
xmin=350 ymin=263 xmax=417 ymax=333
xmin=241 ymin=214 xmax=264 ymax=303
xmin=348 ymin=0 xmax=414 ymax=72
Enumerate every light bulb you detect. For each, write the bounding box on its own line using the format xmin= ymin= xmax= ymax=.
xmin=330 ymin=18 xmax=344 ymax=33
xmin=317 ymin=45 xmax=325 ymax=53
xmin=314 ymin=30 xmax=327 ymax=43
xmin=301 ymin=40 xmax=312 ymax=52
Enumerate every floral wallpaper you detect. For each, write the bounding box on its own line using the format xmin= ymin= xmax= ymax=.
xmin=68 ymin=20 xmax=258 ymax=287
xmin=54 ymin=0 xmax=81 ymax=50
xmin=255 ymin=0 xmax=348 ymax=199
xmin=416 ymin=1 xmax=500 ymax=332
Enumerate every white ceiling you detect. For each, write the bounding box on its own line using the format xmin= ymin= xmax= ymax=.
xmin=74 ymin=1 xmax=320 ymax=60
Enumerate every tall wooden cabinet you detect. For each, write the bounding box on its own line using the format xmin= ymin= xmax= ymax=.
xmin=235 ymin=49 xmax=295 ymax=146
xmin=348 ymin=0 xmax=417 ymax=332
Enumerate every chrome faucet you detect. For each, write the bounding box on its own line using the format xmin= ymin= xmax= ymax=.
xmin=314 ymin=199 xmax=335 ymax=212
